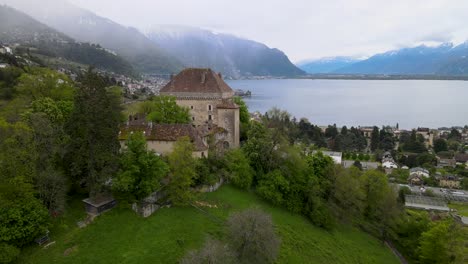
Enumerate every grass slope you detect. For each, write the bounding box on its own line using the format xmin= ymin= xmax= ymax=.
xmin=17 ymin=185 xmax=399 ymax=264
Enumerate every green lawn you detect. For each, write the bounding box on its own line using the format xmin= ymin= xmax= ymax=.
xmin=17 ymin=185 xmax=399 ymax=264
xmin=449 ymin=202 xmax=468 ymax=217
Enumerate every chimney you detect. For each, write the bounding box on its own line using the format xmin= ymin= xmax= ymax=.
xmin=218 ymin=72 xmax=222 ymax=79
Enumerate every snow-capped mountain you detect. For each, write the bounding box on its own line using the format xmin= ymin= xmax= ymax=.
xmin=147 ymin=25 xmax=305 ymax=78
xmin=334 ymin=43 xmax=468 ymax=75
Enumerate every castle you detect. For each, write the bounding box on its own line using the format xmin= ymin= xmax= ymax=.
xmin=120 ymin=68 xmax=239 ymax=157
xmin=160 ymin=68 xmax=240 ymax=149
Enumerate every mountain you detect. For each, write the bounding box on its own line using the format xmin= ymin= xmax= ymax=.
xmin=0 ymin=0 xmax=182 ymax=74
xmin=297 ymin=57 xmax=362 ymax=74
xmin=147 ymin=25 xmax=305 ymax=78
xmin=334 ymin=43 xmax=468 ymax=76
xmin=0 ymin=5 xmax=135 ymax=76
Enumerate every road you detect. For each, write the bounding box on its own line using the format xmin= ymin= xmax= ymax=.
xmin=397 ymin=184 xmax=468 ymax=202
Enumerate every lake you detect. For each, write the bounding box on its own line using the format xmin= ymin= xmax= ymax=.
xmin=226 ymin=79 xmax=468 ymax=129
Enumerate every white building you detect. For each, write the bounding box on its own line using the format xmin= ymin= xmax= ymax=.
xmin=409 ymin=167 xmax=430 ymax=178
xmin=321 ymin=151 xmax=342 ymax=165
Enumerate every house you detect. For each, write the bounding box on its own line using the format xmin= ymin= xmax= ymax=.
xmin=160 ymin=68 xmax=239 ymax=149
xmin=321 ymin=151 xmax=342 ymax=164
xmin=408 ymin=174 xmax=423 ymax=185
xmin=409 ymin=167 xmax=430 ymax=178
xmin=455 ymin=153 xmax=468 ymax=164
xmin=439 ymin=175 xmax=460 ymax=189
xmin=382 ymin=160 xmax=398 ymax=169
xmin=119 ymin=114 xmax=212 ymax=158
xmin=342 ymin=160 xmax=379 ymax=170
xmin=437 ymin=157 xmax=456 ymax=168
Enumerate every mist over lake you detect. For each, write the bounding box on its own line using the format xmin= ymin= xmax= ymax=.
xmin=227 ymin=79 xmax=468 ymax=129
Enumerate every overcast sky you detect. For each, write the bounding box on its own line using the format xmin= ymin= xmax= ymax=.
xmin=68 ymin=0 xmax=468 ymax=62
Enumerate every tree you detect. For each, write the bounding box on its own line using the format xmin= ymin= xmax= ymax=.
xmin=418 ymin=218 xmax=467 ymax=264
xmin=0 ymin=183 xmax=49 ymax=255
xmin=166 ymin=137 xmax=197 ymax=206
xmin=233 ymin=96 xmax=250 ymax=125
xmin=242 ymin=122 xmax=274 ymax=178
xmin=0 ymin=119 xmax=37 ymax=183
xmin=224 ymin=149 xmax=254 ymax=189
xmin=303 ymin=152 xmax=336 ymax=229
xmin=361 ymin=170 xmax=400 ymax=239
xmin=140 ymin=95 xmax=190 ymax=124
xmin=433 ymin=138 xmax=448 ymax=153
xmin=353 ymin=160 xmax=363 ymax=171
xmin=325 ymin=124 xmax=338 ymax=138
xmin=233 ymin=96 xmax=250 ymax=142
xmin=341 ymin=125 xmax=348 ymax=136
xmin=35 ymin=169 xmax=67 ymax=214
xmin=370 ymin=126 xmax=380 ymax=151
xmin=448 ymin=129 xmax=462 ymax=142
xmin=113 ymin=132 xmax=169 ymax=202
xmin=0 ymin=242 xmax=20 ymax=263
xmin=331 ymin=167 xmax=365 ymax=223
xmin=65 ymin=70 xmax=122 ymax=197
xmin=392 ymin=210 xmax=430 ymax=261
xmin=180 ymin=238 xmax=236 ymax=264
xmin=227 ymin=208 xmax=280 ymax=264
xmin=257 ymin=170 xmax=289 ymax=206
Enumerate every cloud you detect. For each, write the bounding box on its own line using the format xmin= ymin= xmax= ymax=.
xmin=7 ymin=0 xmax=468 ymax=61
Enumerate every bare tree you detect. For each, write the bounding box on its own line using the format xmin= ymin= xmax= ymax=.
xmin=180 ymin=237 xmax=235 ymax=264
xmin=227 ymin=208 xmax=280 ymax=264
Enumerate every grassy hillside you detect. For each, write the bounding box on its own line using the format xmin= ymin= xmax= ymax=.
xmin=16 ymin=185 xmax=399 ymax=264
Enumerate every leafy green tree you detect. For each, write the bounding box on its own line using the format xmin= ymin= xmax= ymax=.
xmin=418 ymin=218 xmax=467 ymax=264
xmin=65 ymin=70 xmax=121 ymax=197
xmin=224 ymin=149 xmax=254 ymax=189
xmin=448 ymin=129 xmax=462 ymax=142
xmin=0 ymin=183 xmax=49 ymax=254
xmin=14 ymin=68 xmax=75 ymax=102
xmin=331 ymin=167 xmax=365 ymax=223
xmin=257 ymin=170 xmax=289 ymax=206
xmin=233 ymin=96 xmax=250 ymax=141
xmin=392 ymin=210 xmax=430 ymax=261
xmin=233 ymin=96 xmax=249 ymax=125
xmin=370 ymin=126 xmax=380 ymax=151
xmin=361 ymin=170 xmax=400 ymax=239
xmin=242 ymin=122 xmax=274 ymax=178
xmin=227 ymin=208 xmax=280 ymax=264
xmin=303 ymin=152 xmax=336 ymax=229
xmin=140 ymin=95 xmax=190 ymax=124
xmin=433 ymin=138 xmax=448 ymax=153
xmin=113 ymin=132 xmax=169 ymax=202
xmin=28 ymin=97 xmax=73 ymax=125
xmin=0 ymin=119 xmax=37 ymax=183
xmin=167 ymin=137 xmax=197 ymax=206
xmin=402 ymin=130 xmax=427 ymax=153
xmin=0 ymin=242 xmax=20 ymax=263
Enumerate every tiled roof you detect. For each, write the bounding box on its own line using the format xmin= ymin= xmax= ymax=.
xmin=160 ymin=68 xmax=234 ymax=95
xmin=119 ymin=123 xmax=207 ymax=151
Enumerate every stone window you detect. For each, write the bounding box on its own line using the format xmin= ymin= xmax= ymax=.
xmin=208 ymin=115 xmax=212 ymax=121
xmin=208 ymin=105 xmax=212 ymax=111
xmin=192 ymin=116 xmax=195 ymax=121
xmin=190 ymin=105 xmax=194 ymax=109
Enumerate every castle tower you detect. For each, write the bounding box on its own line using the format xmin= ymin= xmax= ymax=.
xmin=160 ymin=68 xmax=240 ymax=148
